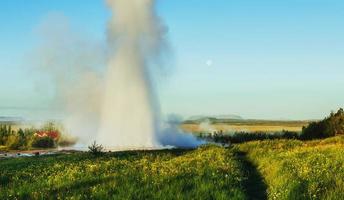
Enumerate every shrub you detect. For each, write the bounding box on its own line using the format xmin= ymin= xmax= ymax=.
xmin=301 ymin=108 xmax=344 ymax=140
xmin=0 ymin=125 xmax=12 ymax=146
xmin=199 ymin=130 xmax=299 ymax=144
xmin=5 ymin=135 xmax=22 ymax=150
xmin=88 ymin=141 xmax=104 ymax=156
xmin=32 ymin=136 xmax=55 ymax=148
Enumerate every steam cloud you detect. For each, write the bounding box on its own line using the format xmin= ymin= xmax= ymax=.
xmin=32 ymin=14 xmax=105 ymax=144
xmin=97 ymin=0 xmax=162 ymax=148
xmin=33 ymin=0 xmax=203 ymax=149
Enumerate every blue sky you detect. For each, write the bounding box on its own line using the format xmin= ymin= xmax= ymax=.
xmin=0 ymin=0 xmax=343 ymax=120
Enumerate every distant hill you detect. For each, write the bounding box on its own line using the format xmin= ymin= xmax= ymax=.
xmin=0 ymin=117 xmax=24 ymax=123
xmin=185 ymin=115 xmax=244 ymax=124
xmin=188 ymin=115 xmax=243 ymax=121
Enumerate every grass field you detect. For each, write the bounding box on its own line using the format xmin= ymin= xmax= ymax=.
xmin=0 ymin=146 xmax=251 ymax=200
xmin=0 ymin=119 xmax=309 ymax=136
xmin=237 ymin=136 xmax=344 ymax=200
xmin=1 ymin=136 xmax=344 ymax=199
xmin=181 ymin=119 xmax=310 ymax=134
xmin=181 ymin=123 xmax=305 ymax=133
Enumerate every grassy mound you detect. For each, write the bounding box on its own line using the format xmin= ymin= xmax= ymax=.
xmin=0 ymin=145 xmax=248 ymax=200
xmin=237 ymin=136 xmax=344 ymax=200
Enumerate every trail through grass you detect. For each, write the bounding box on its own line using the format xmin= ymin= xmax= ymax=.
xmin=235 ymin=151 xmax=267 ymax=200
xmin=237 ymin=136 xmax=344 ymax=200
xmin=2 ymin=136 xmax=344 ymax=199
xmin=0 ymin=146 xmax=248 ymax=200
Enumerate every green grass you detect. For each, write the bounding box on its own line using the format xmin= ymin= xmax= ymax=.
xmin=237 ymin=136 xmax=344 ymax=200
xmin=2 ymin=137 xmax=344 ymax=200
xmin=0 ymin=145 xmax=249 ymax=200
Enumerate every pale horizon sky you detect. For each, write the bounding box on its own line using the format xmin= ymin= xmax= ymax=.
xmin=0 ymin=0 xmax=343 ymax=120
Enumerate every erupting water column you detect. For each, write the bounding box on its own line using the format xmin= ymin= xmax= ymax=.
xmin=97 ymin=0 xmax=162 ymax=148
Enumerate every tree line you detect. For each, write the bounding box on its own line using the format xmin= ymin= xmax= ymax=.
xmin=198 ymin=108 xmax=344 ymax=144
xmin=0 ymin=122 xmax=67 ymax=150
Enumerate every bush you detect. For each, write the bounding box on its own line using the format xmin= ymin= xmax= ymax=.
xmin=6 ymin=135 xmax=22 ymax=150
xmin=199 ymin=130 xmax=299 ymax=144
xmin=32 ymin=137 xmax=55 ymax=148
xmin=0 ymin=125 xmax=12 ymax=146
xmin=88 ymin=141 xmax=104 ymax=156
xmin=301 ymin=108 xmax=344 ymax=140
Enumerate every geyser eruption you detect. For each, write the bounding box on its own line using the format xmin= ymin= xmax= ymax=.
xmin=33 ymin=0 xmax=203 ymax=149
xmin=97 ymin=0 xmax=203 ymax=148
xmin=97 ymin=0 xmax=163 ymax=148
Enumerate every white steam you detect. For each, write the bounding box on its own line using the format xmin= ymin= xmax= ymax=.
xmin=97 ymin=0 xmax=162 ymax=148
xmin=32 ymin=14 xmax=105 ymax=144
xmin=33 ymin=1 xmax=203 ymax=149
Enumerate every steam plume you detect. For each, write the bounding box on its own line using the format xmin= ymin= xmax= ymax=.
xmin=97 ymin=0 xmax=162 ymax=147
xmin=34 ymin=1 xmax=203 ymax=149
xmin=97 ymin=0 xmax=203 ymax=148
xmin=32 ymin=14 xmax=105 ymax=144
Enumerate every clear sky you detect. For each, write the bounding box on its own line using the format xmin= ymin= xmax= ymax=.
xmin=0 ymin=0 xmax=343 ymax=120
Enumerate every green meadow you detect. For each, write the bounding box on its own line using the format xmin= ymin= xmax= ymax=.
xmin=1 ymin=136 xmax=344 ymax=200
xmin=237 ymin=136 xmax=344 ymax=200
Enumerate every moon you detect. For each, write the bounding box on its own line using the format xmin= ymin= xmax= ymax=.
xmin=206 ymin=59 xmax=213 ymax=66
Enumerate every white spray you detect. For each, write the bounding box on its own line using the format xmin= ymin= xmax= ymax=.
xmin=97 ymin=0 xmax=202 ymax=148
xmin=32 ymin=14 xmax=105 ymax=144
xmin=33 ymin=1 xmax=203 ymax=149
xmin=97 ymin=0 xmax=159 ymax=148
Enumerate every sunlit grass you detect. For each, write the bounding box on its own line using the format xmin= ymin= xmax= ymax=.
xmin=237 ymin=136 xmax=344 ymax=199
xmin=181 ymin=123 xmax=306 ymax=134
xmin=0 ymin=145 xmax=248 ymax=200
xmin=2 ymin=137 xmax=344 ymax=199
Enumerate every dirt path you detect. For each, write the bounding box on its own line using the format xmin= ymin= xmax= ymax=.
xmin=235 ymin=151 xmax=268 ymax=200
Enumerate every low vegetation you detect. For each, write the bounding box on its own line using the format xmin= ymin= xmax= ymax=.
xmin=182 ymin=119 xmax=308 ymax=133
xmin=301 ymin=108 xmax=344 ymax=140
xmin=199 ymin=130 xmax=299 ymax=144
xmin=1 ymin=109 xmax=344 ymax=199
xmin=237 ymin=136 xmax=344 ymax=199
xmin=0 ymin=125 xmax=36 ymax=150
xmin=198 ymin=108 xmax=344 ymax=145
xmin=0 ymin=145 xmax=249 ymax=200
xmin=0 ymin=122 xmax=76 ymax=151
xmin=31 ymin=136 xmax=55 ymax=149
xmin=2 ymin=137 xmax=343 ymax=199
xmin=88 ymin=141 xmax=105 ymax=156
